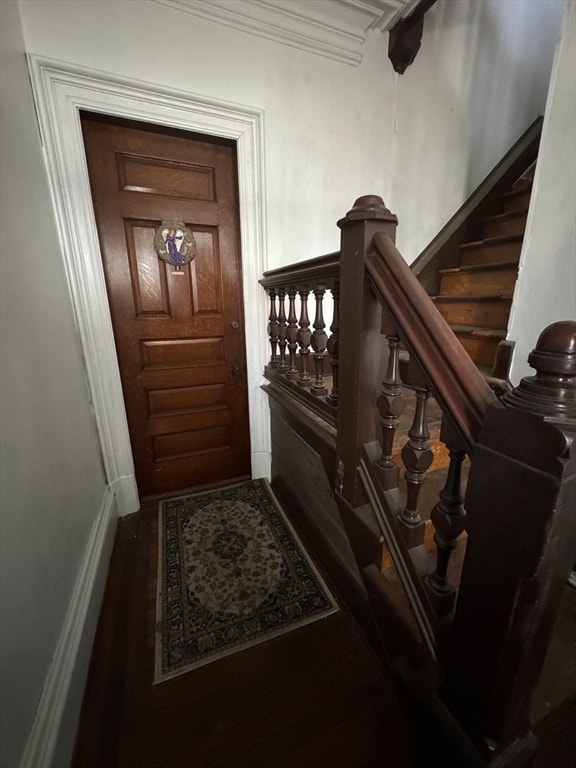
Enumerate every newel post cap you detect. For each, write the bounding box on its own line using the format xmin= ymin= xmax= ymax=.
xmin=503 ymin=320 xmax=576 ymax=420
xmin=337 ymin=195 xmax=398 ymax=229
xmin=527 ymin=321 xmax=576 ymax=375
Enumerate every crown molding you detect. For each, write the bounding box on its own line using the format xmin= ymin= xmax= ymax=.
xmin=337 ymin=0 xmax=422 ymax=31
xmin=151 ymin=0 xmax=422 ymax=66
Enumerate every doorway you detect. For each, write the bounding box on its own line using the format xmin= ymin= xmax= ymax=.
xmin=28 ymin=56 xmax=268 ymax=514
xmin=82 ymin=114 xmax=251 ymax=496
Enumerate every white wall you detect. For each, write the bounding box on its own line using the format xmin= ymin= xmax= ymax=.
xmin=0 ymin=3 xmax=110 ymax=766
xmin=17 ymin=0 xmax=565 ymax=338
xmin=508 ymin=0 xmax=576 ymax=382
xmin=18 ymin=0 xmax=397 ymax=269
xmin=388 ymin=0 xmax=564 ymax=262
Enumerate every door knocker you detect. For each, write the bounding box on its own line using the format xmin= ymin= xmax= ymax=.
xmin=153 ymin=221 xmax=196 ymax=272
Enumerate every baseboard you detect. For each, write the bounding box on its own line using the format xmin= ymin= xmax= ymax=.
xmin=110 ymin=473 xmax=139 ymax=517
xmin=252 ymin=450 xmax=272 ymax=481
xmin=20 ymin=487 xmax=118 ymax=768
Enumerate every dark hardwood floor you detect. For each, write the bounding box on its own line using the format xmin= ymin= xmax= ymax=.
xmin=73 ymin=498 xmax=423 ymax=768
xmin=73 ymin=489 xmax=575 ymax=768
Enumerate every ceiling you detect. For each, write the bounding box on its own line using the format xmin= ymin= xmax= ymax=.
xmin=152 ymin=0 xmax=423 ymax=65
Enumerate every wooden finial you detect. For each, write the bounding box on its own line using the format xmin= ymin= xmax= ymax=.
xmin=503 ymin=321 xmax=576 ymax=420
xmin=337 ymin=196 xmax=398 ymax=228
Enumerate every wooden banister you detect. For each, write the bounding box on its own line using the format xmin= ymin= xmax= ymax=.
xmin=259 ymin=193 xmax=575 ymax=768
xmin=259 ymin=251 xmax=339 ymax=289
xmin=259 ymin=251 xmax=341 ymax=425
xmin=366 ymin=232 xmax=497 ymax=451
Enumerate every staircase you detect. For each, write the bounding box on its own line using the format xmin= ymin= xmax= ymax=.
xmin=432 ymin=182 xmax=531 ymax=372
xmin=409 ymin=117 xmax=542 ymax=377
xmin=259 ymin=182 xmax=575 ymax=767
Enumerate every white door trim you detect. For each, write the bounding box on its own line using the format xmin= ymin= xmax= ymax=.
xmin=27 ymin=55 xmax=270 ymax=515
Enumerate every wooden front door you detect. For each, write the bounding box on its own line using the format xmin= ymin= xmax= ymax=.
xmin=81 ymin=114 xmax=251 ymax=496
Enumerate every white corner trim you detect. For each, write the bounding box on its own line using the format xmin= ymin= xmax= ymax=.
xmin=20 ymin=487 xmax=118 ymax=768
xmin=109 ymin=475 xmax=141 ymax=519
xmin=252 ymin=447 xmax=272 ymax=481
xmin=27 ymin=55 xmax=270 ymax=509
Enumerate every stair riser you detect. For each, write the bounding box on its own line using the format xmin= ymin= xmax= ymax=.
xmin=483 ymin=214 xmax=527 ymax=239
xmin=460 ymin=239 xmax=522 ymax=267
xmin=503 ymin=190 xmax=531 ymax=212
xmin=440 ymin=269 xmax=517 ymax=298
xmin=434 ymin=300 xmax=511 ymax=328
xmin=457 ymin=335 xmax=502 ymax=368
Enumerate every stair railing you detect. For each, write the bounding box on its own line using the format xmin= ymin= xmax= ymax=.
xmin=259 ymin=194 xmax=575 ymax=766
xmin=259 ymin=252 xmax=340 ymax=425
xmin=335 ymin=194 xmax=576 ymax=765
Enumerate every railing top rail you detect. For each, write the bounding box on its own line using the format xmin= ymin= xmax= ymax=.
xmin=367 ymin=232 xmax=497 ymax=450
xmin=260 ymin=251 xmax=340 ymax=289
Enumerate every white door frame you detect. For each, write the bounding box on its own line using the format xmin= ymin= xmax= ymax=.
xmin=28 ymin=55 xmax=270 ymax=516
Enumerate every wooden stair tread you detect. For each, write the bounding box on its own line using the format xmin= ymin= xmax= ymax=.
xmin=432 ymin=295 xmax=512 ymax=303
xmin=460 ymin=233 xmax=523 ymax=250
xmin=438 ymin=261 xmax=519 ymax=275
xmin=449 ymin=325 xmax=507 ymax=338
xmin=502 ymin=188 xmax=531 ymax=200
xmin=482 ymin=208 xmax=529 ymax=224
xmin=501 ymin=188 xmax=532 ymax=212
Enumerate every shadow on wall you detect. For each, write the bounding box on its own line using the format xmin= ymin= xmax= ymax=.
xmin=465 ymin=0 xmax=564 ymax=194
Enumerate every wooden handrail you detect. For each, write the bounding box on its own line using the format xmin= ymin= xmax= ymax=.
xmin=259 ymin=251 xmax=340 ymax=289
xmin=366 ymin=232 xmax=497 ymax=451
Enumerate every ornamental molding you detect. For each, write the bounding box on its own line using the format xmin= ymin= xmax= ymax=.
xmin=26 ymin=55 xmax=270 ymax=512
xmin=151 ymin=0 xmax=422 ymax=65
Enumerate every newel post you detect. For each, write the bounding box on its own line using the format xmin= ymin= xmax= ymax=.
xmin=336 ymin=196 xmax=398 ymax=506
xmin=445 ymin=321 xmax=576 ymax=756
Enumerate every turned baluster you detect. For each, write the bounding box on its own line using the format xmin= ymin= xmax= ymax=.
xmin=286 ymin=289 xmax=299 ymax=381
xmin=399 ymin=386 xmax=433 ymax=547
xmin=375 ymin=335 xmax=406 ymax=490
xmin=297 ymin=290 xmax=312 ymax=388
xmin=277 ymin=288 xmax=288 ymax=373
xmin=326 ymin=283 xmax=339 ymax=407
xmin=267 ymin=288 xmax=279 ymax=369
xmin=425 ymin=431 xmax=466 ymax=617
xmin=311 ymin=287 xmax=328 ymax=396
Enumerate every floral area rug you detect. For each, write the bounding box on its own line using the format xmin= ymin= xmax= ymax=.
xmin=155 ymin=479 xmax=338 ymax=683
